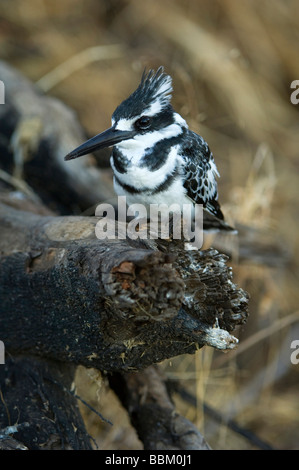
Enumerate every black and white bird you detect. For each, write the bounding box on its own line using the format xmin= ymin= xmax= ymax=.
xmin=65 ymin=67 xmax=233 ymax=231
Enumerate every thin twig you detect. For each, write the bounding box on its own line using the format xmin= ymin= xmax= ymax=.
xmin=45 ymin=376 xmax=113 ymax=426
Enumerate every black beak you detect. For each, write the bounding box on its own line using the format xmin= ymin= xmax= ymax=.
xmin=64 ymin=125 xmax=135 ymax=161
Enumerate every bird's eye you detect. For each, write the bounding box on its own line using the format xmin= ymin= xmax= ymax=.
xmin=135 ymin=116 xmax=151 ymax=130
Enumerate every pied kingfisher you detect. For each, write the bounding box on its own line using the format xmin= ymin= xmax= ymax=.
xmin=65 ymin=67 xmax=233 ymax=231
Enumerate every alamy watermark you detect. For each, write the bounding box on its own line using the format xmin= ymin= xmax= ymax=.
xmin=290 ymin=80 xmax=299 ymax=105
xmin=290 ymin=340 xmax=299 ymax=365
xmin=95 ymin=196 xmax=203 ymax=249
xmin=0 ymin=80 xmax=4 ymax=104
xmin=0 ymin=341 xmax=4 ymax=364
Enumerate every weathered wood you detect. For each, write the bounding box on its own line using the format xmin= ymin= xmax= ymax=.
xmin=0 ymin=201 xmax=248 ymax=372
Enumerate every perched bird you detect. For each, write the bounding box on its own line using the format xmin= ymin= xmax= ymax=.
xmin=65 ymin=67 xmax=233 ymax=231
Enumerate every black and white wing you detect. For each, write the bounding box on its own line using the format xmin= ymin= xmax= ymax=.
xmin=181 ymin=130 xmax=224 ymax=220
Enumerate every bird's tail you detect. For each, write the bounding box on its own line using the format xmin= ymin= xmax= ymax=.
xmin=203 ymin=211 xmax=237 ymax=233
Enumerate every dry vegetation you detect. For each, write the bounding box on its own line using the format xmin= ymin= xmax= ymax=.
xmin=1 ymin=0 xmax=299 ymax=450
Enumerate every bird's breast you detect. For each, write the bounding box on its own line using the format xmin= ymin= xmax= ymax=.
xmin=113 ymin=175 xmax=190 ymax=211
xmin=111 ymin=145 xmax=182 ymax=193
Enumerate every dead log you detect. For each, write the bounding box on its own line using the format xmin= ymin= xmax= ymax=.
xmin=0 ymin=200 xmax=248 ymax=371
xmin=0 ymin=197 xmax=248 ymax=450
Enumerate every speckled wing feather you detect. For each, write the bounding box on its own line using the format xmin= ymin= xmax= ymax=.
xmin=181 ymin=130 xmax=224 ymax=220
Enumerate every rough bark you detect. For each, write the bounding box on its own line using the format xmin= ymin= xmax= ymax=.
xmin=0 ymin=201 xmax=248 ymax=371
xmin=0 ymin=356 xmax=92 ymax=450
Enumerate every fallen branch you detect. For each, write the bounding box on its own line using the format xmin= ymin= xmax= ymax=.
xmin=0 ymin=201 xmax=248 ymax=371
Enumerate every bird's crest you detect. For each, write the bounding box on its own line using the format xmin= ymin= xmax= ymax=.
xmin=138 ymin=66 xmax=173 ymax=110
xmin=112 ymin=67 xmax=173 ymax=121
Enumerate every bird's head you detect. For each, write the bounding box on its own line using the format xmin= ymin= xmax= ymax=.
xmin=64 ymin=67 xmax=187 ymax=162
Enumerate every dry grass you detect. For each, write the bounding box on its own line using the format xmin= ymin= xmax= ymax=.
xmin=1 ymin=0 xmax=299 ymax=449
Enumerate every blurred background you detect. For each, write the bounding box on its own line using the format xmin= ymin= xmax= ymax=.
xmin=1 ymin=0 xmax=298 ymax=450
